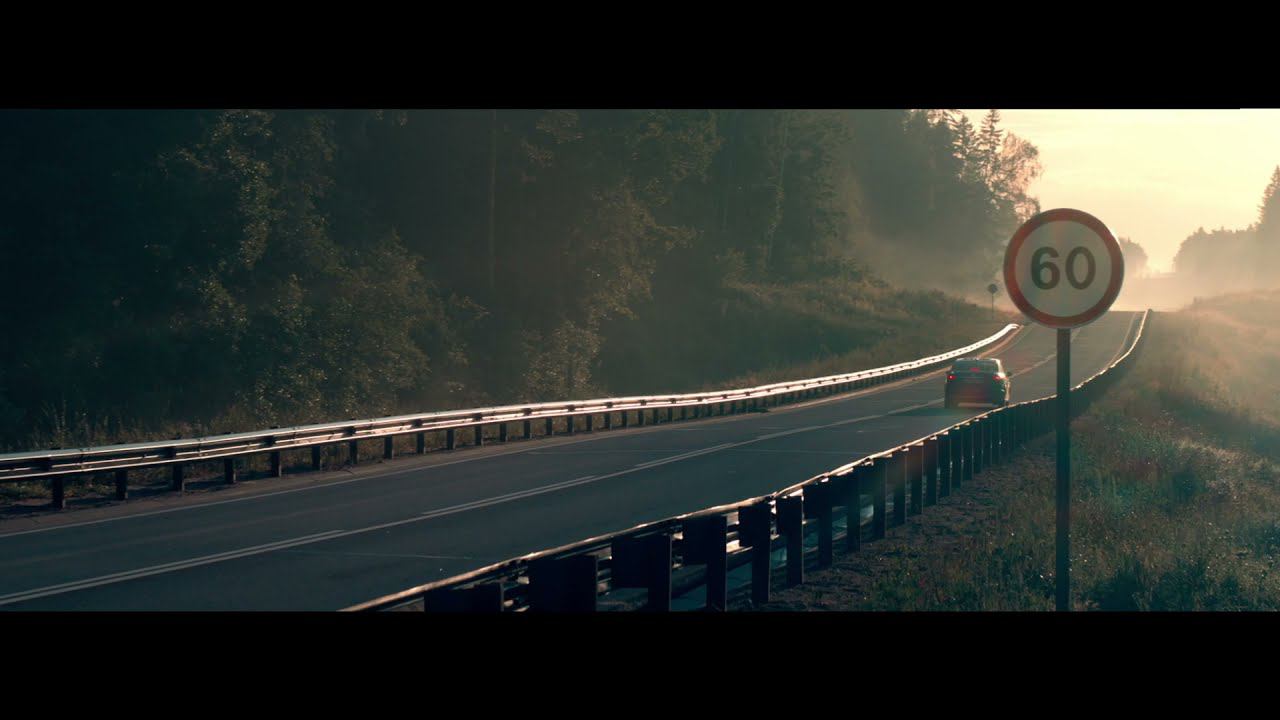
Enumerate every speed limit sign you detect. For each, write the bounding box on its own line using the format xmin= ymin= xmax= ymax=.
xmin=1003 ymin=208 xmax=1124 ymax=328
xmin=1002 ymin=208 xmax=1125 ymax=613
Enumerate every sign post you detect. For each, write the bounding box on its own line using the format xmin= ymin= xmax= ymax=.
xmin=1002 ymin=208 xmax=1124 ymax=612
xmin=987 ymin=282 xmax=999 ymax=320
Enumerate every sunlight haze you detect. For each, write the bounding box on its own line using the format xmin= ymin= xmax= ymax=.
xmin=961 ymin=109 xmax=1280 ymax=273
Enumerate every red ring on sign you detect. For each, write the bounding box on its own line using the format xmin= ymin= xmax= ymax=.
xmin=1003 ymin=208 xmax=1125 ymax=329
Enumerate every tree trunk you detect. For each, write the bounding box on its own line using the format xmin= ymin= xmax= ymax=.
xmin=487 ymin=109 xmax=498 ymax=295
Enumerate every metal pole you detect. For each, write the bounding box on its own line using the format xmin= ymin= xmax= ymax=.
xmin=1056 ymin=328 xmax=1071 ymax=612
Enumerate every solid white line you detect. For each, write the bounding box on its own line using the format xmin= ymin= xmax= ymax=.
xmin=0 ymin=320 xmax=1134 ymax=604
xmin=279 ymin=550 xmax=476 ymax=561
xmin=754 ymin=426 xmax=822 ymax=441
xmin=0 ymin=530 xmax=345 ymax=606
xmin=633 ymin=444 xmax=734 ymax=469
xmin=1 ymin=329 xmax=1033 ymax=541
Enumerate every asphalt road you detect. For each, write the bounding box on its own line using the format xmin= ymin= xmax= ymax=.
xmin=0 ymin=312 xmax=1139 ymax=610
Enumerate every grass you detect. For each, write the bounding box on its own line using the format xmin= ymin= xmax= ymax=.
xmin=2 ymin=282 xmax=1010 ymax=510
xmin=762 ymin=290 xmax=1280 ymax=611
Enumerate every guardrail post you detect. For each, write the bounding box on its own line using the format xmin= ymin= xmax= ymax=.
xmin=269 ymin=449 xmax=282 ymax=477
xmin=908 ymin=444 xmax=923 ymax=516
xmin=383 ymin=437 xmax=394 ymax=460
xmin=604 ymin=410 xmax=613 ymax=429
xmin=446 ymin=428 xmax=456 ymax=450
xmin=871 ymin=456 xmax=888 ymax=540
xmin=777 ymin=494 xmax=804 ymax=587
xmin=995 ymin=413 xmax=1005 ymax=463
xmin=545 ymin=417 xmax=554 ymax=436
xmin=528 ymin=554 xmax=599 ymax=612
xmin=804 ymin=482 xmax=833 ymax=568
xmin=891 ymin=452 xmax=907 ymax=527
xmin=313 ymin=445 xmax=324 ymax=469
xmin=739 ymin=500 xmax=773 ymax=606
xmin=939 ymin=433 xmax=952 ymax=498
xmin=171 ymin=463 xmax=185 ymax=492
xmin=475 ymin=425 xmax=484 ymax=447
xmin=924 ymin=437 xmax=938 ymax=506
xmin=523 ymin=419 xmax=533 ymax=439
xmin=621 ymin=410 xmax=629 ymax=428
xmin=224 ymin=458 xmax=237 ymax=484
xmin=962 ymin=422 xmax=974 ymax=484
xmin=844 ymin=468 xmax=863 ymax=552
xmin=422 ymin=582 xmax=505 ymax=612
xmin=983 ymin=416 xmax=993 ymax=469
xmin=52 ymin=477 xmax=64 ymax=509
xmin=988 ymin=414 xmax=999 ymax=465
xmin=637 ymin=407 xmax=646 ymax=426
xmin=115 ymin=468 xmax=128 ymax=501
xmin=967 ymin=415 xmax=977 ymax=476
xmin=611 ymin=532 xmax=672 ymax=612
xmin=682 ymin=515 xmax=728 ymax=611
xmin=499 ymin=422 xmax=509 ymax=442
xmin=585 ymin=414 xmax=594 ymax=432
xmin=349 ymin=439 xmax=360 ymax=464
xmin=567 ymin=414 xmax=576 ymax=434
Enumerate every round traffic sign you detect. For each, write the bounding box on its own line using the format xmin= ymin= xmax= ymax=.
xmin=1003 ymin=208 xmax=1124 ymax=328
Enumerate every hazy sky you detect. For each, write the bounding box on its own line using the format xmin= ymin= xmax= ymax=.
xmin=961 ymin=110 xmax=1280 ymax=273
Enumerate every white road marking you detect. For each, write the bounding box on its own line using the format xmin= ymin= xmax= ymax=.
xmin=1 ymin=326 xmax=1035 ymax=541
xmin=280 ymin=550 xmax=475 ymax=561
xmin=0 ymin=530 xmax=345 ymax=606
xmin=753 ymin=426 xmax=823 ymax=441
xmin=0 ymin=319 xmax=1136 ymax=605
xmin=633 ymin=444 xmax=735 ymax=469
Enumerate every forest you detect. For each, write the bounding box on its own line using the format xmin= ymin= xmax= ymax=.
xmin=1172 ymin=167 xmax=1280 ymax=291
xmin=0 ymin=109 xmax=1043 ymax=449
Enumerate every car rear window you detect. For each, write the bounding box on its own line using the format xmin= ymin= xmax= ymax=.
xmin=952 ymin=359 xmax=998 ymax=373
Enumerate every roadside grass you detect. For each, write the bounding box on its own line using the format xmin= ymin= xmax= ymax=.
xmin=763 ymin=292 xmax=1280 ymax=611
xmin=2 ymin=284 xmax=1012 ymax=510
xmin=692 ymin=278 xmax=1013 ymax=391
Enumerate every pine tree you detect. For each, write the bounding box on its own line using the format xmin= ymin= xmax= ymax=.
xmin=1255 ymin=165 xmax=1280 ymax=280
xmin=1258 ymin=165 xmax=1280 ymax=238
xmin=977 ymin=109 xmax=1004 ymax=186
xmin=949 ymin=113 xmax=978 ymax=181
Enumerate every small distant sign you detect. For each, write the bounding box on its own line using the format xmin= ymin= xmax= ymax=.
xmin=987 ymin=283 xmax=999 ymax=295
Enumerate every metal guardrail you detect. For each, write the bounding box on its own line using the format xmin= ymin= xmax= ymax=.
xmin=346 ymin=310 xmax=1150 ymax=612
xmin=0 ymin=323 xmax=1020 ymax=509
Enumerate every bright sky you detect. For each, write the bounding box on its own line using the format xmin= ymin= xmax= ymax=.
xmin=961 ymin=110 xmax=1280 ymax=273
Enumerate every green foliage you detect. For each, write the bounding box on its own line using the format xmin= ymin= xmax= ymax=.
xmin=817 ymin=300 xmax=1280 ymax=611
xmin=0 ymin=109 xmax=1039 ymax=449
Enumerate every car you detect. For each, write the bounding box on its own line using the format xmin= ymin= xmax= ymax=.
xmin=944 ymin=358 xmax=1010 ymax=409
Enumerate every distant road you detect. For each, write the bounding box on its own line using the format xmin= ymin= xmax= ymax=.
xmin=0 ymin=313 xmax=1138 ymax=610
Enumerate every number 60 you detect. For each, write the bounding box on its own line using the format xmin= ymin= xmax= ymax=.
xmin=1031 ymin=246 xmax=1096 ymax=290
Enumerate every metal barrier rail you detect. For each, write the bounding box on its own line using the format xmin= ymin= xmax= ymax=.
xmin=0 ymin=323 xmax=1020 ymax=509
xmin=346 ymin=310 xmax=1150 ymax=612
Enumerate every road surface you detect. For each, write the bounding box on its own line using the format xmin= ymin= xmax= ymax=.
xmin=0 ymin=312 xmax=1139 ymax=610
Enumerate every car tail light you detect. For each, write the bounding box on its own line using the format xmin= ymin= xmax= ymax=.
xmin=947 ymin=374 xmax=955 ymax=381
xmin=993 ymin=373 xmax=1006 ymax=381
